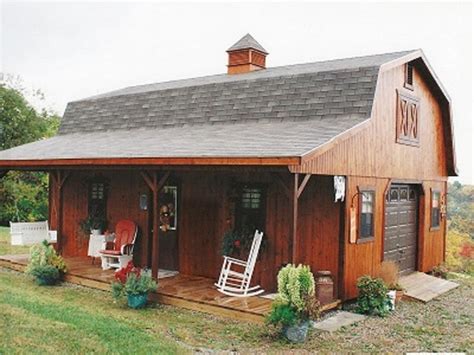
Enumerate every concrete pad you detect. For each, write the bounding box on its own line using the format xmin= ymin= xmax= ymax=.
xmin=312 ymin=311 xmax=366 ymax=332
xmin=399 ymin=272 xmax=459 ymax=303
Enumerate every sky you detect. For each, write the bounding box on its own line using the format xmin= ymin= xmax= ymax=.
xmin=1 ymin=1 xmax=472 ymax=183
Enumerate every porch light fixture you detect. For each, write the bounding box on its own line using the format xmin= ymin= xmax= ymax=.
xmin=139 ymin=194 xmax=148 ymax=210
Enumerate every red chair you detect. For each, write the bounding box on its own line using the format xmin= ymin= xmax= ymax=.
xmin=99 ymin=220 xmax=137 ymax=270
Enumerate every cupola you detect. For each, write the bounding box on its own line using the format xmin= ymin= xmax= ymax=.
xmin=226 ymin=34 xmax=268 ymax=74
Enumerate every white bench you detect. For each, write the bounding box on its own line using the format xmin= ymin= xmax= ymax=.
xmin=10 ymin=221 xmax=57 ymax=246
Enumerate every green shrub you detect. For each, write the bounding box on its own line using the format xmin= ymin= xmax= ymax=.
xmin=29 ymin=264 xmax=60 ymax=282
xmin=267 ymin=264 xmax=320 ymax=328
xmin=431 ymin=263 xmax=449 ymax=279
xmin=277 ymin=264 xmax=315 ymax=312
xmin=267 ymin=302 xmax=298 ymax=327
xmin=356 ymin=275 xmax=391 ymax=317
xmin=26 ymin=240 xmax=67 ymax=285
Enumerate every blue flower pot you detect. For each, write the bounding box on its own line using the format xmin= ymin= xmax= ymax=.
xmin=127 ymin=293 xmax=148 ymax=309
xmin=283 ymin=321 xmax=310 ymax=343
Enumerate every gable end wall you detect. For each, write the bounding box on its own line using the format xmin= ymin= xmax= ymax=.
xmin=290 ymin=64 xmax=449 ymax=299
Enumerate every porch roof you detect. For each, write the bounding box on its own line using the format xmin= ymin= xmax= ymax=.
xmin=0 ymin=116 xmax=366 ymax=167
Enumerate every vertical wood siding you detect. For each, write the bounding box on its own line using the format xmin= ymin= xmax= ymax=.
xmin=52 ymin=170 xmax=340 ymax=292
xmin=290 ymin=64 xmax=449 ymax=299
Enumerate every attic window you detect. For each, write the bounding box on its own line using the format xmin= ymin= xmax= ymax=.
xmin=404 ymin=63 xmax=414 ymax=90
xmin=396 ymin=90 xmax=420 ymax=146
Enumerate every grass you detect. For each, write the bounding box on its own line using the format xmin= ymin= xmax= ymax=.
xmin=1 ymin=228 xmax=472 ymax=353
xmin=0 ymin=226 xmax=30 ymax=256
xmin=0 ymin=268 xmax=472 ymax=354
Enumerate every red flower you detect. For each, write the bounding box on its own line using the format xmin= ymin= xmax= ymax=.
xmin=114 ymin=261 xmax=141 ymax=283
xmin=234 ymin=240 xmax=241 ymax=247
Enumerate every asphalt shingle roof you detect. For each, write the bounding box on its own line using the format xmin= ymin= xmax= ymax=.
xmin=0 ymin=50 xmax=415 ymax=163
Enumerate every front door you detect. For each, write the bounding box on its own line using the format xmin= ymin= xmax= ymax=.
xmin=384 ymin=184 xmax=418 ymax=275
xmin=158 ymin=185 xmax=179 ymax=271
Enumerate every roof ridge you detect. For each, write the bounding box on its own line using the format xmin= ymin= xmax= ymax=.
xmin=77 ymin=49 xmax=416 ymax=102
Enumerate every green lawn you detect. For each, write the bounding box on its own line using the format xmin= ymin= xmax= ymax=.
xmin=0 ymin=226 xmax=30 ymax=256
xmin=0 ymin=267 xmax=472 ymax=354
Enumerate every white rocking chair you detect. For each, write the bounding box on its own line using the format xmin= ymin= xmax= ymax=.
xmin=215 ymin=230 xmax=264 ymax=297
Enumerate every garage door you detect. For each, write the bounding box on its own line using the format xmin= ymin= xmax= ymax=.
xmin=384 ymin=184 xmax=418 ymax=275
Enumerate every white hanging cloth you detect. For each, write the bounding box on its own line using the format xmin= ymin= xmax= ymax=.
xmin=334 ymin=176 xmax=346 ymax=202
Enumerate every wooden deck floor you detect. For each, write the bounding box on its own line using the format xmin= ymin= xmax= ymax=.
xmin=0 ymin=254 xmax=340 ymax=323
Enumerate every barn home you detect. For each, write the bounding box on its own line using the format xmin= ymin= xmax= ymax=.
xmin=0 ymin=34 xmax=456 ymax=316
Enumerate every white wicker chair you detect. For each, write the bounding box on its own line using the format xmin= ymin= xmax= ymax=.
xmin=215 ymin=230 xmax=264 ymax=297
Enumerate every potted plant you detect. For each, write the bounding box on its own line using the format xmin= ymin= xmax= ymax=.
xmin=221 ymin=228 xmax=266 ymax=257
xmin=431 ymin=263 xmax=449 ymax=279
xmin=266 ymin=264 xmax=320 ymax=343
xmin=80 ymin=215 xmax=107 ymax=235
xmin=356 ymin=275 xmax=392 ymax=317
xmin=111 ymin=261 xmax=157 ymax=309
xmin=378 ymin=261 xmax=405 ymax=304
xmin=26 ymin=240 xmax=67 ymax=285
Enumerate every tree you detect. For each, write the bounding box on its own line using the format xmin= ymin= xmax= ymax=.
xmin=447 ymin=182 xmax=474 ymax=238
xmin=0 ymin=82 xmax=60 ymax=224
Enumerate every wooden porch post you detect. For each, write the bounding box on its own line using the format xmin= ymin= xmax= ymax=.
xmin=51 ymin=170 xmax=70 ymax=253
xmin=290 ymin=173 xmax=311 ymax=264
xmin=141 ymin=170 xmax=170 ymax=279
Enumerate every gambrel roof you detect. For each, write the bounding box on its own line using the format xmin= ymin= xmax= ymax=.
xmin=0 ymin=49 xmax=456 ymax=174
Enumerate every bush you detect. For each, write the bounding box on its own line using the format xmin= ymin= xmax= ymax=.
xmin=277 ymin=264 xmax=315 ymax=312
xmin=267 ymin=302 xmax=298 ymax=327
xmin=267 ymin=264 xmax=320 ymax=328
xmin=431 ymin=263 xmax=449 ymax=279
xmin=356 ymin=275 xmax=391 ymax=317
xmin=26 ymin=240 xmax=66 ymax=285
xmin=446 ymin=230 xmax=474 ymax=275
xmin=29 ymin=264 xmax=60 ymax=284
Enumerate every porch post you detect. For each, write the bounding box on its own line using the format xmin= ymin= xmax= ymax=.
xmin=51 ymin=170 xmax=70 ymax=253
xmin=290 ymin=173 xmax=311 ymax=264
xmin=151 ymin=173 xmax=159 ymax=278
xmin=141 ymin=170 xmax=170 ymax=279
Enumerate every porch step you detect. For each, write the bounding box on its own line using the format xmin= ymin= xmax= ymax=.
xmin=399 ymin=272 xmax=459 ymax=303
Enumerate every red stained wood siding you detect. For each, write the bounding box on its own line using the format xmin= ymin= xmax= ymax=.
xmin=290 ymin=63 xmax=449 ymax=300
xmin=52 ymin=170 xmax=340 ymax=292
